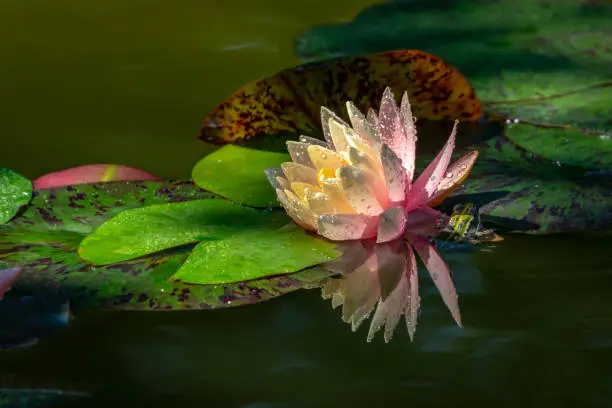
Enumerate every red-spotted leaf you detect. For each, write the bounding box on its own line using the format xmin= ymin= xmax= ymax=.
xmin=32 ymin=164 xmax=160 ymax=190
xmin=200 ymin=50 xmax=483 ymax=144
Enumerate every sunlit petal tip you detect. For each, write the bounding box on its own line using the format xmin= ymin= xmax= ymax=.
xmin=321 ymin=106 xmax=351 ymax=150
xmin=307 ymin=144 xmax=346 ymax=172
xmin=376 ymin=207 xmax=407 ymax=244
xmin=317 ymin=213 xmax=379 ymax=241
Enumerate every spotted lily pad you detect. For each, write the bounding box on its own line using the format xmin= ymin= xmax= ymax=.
xmin=200 ymin=50 xmax=482 ymax=144
xmin=448 ymin=131 xmax=612 ymax=234
xmin=0 ymin=168 xmax=32 ymax=224
xmin=192 ymin=145 xmax=290 ymax=207
xmin=0 ymin=181 xmax=333 ymax=310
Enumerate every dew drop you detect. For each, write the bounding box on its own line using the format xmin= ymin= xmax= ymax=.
xmin=445 ymin=172 xmax=453 ymax=178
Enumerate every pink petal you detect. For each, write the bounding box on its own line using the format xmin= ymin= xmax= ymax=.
xmin=408 ymin=234 xmax=462 ymax=327
xmin=399 ymin=92 xmax=417 ymax=182
xmin=341 ymin=254 xmax=380 ymax=330
xmin=427 ymin=150 xmax=479 ymax=207
xmin=405 ymin=244 xmax=420 ymax=341
xmin=317 ymin=213 xmax=379 ymax=241
xmin=378 ymin=88 xmax=410 ymax=170
xmin=380 ymin=144 xmax=407 ymax=204
xmin=405 ymin=206 xmax=449 ymax=237
xmin=405 ymin=120 xmax=458 ymax=211
xmin=32 ymin=164 xmax=160 ymax=189
xmin=0 ymin=267 xmax=24 ymax=300
xmin=377 ymin=206 xmax=407 ymax=243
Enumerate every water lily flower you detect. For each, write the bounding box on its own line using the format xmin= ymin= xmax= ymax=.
xmin=265 ymin=87 xmax=481 ymax=337
xmin=265 ymin=86 xmax=478 ymax=244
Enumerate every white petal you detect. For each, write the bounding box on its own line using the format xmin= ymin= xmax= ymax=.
xmin=321 ymin=106 xmax=351 ymax=152
xmin=317 ymin=213 xmax=379 ymax=241
xmin=286 ymin=141 xmax=315 ymax=167
xmin=405 ymin=120 xmax=458 ymax=211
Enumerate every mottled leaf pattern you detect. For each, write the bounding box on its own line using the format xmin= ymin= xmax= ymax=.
xmin=200 ymin=50 xmax=482 ymax=143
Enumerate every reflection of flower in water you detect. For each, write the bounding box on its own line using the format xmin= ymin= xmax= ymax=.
xmin=266 ymin=87 xmax=484 ymax=342
xmin=321 ymin=235 xmax=464 ymax=343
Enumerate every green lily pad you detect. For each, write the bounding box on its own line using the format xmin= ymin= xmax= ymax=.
xmin=0 ymin=168 xmax=32 ymax=224
xmin=505 ymin=124 xmax=612 ymax=170
xmin=0 ymin=180 xmax=333 ymax=310
xmin=174 ymin=223 xmax=341 ymax=285
xmin=192 ymin=145 xmax=290 ymax=207
xmin=478 ymin=72 xmax=612 ymax=135
xmin=78 ymin=199 xmax=289 ymax=265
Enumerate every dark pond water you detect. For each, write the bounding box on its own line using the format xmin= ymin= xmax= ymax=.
xmin=2 ymin=0 xmax=612 ymax=407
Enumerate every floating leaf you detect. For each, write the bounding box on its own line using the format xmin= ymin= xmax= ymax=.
xmin=192 ymin=145 xmax=290 ymax=207
xmin=200 ymin=50 xmax=482 ymax=144
xmin=0 ymin=168 xmax=32 ymax=224
xmin=32 ymin=164 xmax=161 ymax=189
xmin=293 ymin=0 xmax=612 ymax=136
xmin=78 ymin=199 xmax=290 ymax=265
xmin=450 ymin=132 xmax=612 ymax=234
xmin=480 ymin=73 xmax=612 ymax=136
xmin=0 ymin=181 xmax=332 ymax=310
xmin=504 ymin=124 xmax=612 ymax=170
xmin=173 ymin=224 xmax=340 ymax=285
xmin=9 ymin=180 xmax=216 ymax=235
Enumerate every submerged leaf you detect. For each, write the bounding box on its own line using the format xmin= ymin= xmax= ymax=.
xmin=78 ymin=199 xmax=289 ymax=265
xmin=192 ymin=145 xmax=290 ymax=207
xmin=173 ymin=224 xmax=340 ymax=285
xmin=0 ymin=168 xmax=32 ymax=224
xmin=200 ymin=50 xmax=482 ymax=144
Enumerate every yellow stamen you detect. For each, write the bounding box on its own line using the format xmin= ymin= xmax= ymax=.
xmin=317 ymin=167 xmax=336 ymax=185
